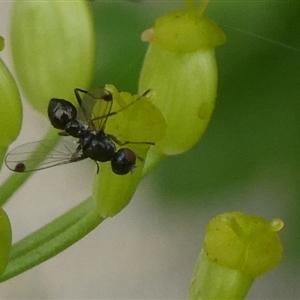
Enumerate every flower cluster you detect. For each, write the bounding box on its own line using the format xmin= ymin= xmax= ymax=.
xmin=0 ymin=2 xmax=284 ymax=296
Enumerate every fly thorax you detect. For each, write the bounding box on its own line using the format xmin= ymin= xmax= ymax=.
xmin=83 ymin=132 xmax=116 ymax=162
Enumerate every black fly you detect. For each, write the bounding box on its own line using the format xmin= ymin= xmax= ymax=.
xmin=5 ymin=88 xmax=154 ymax=175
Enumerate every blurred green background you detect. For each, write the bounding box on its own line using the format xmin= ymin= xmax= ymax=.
xmin=91 ymin=0 xmax=300 ymax=264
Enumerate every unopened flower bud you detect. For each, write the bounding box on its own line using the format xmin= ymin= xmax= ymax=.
xmin=10 ymin=1 xmax=95 ymax=114
xmin=139 ymin=4 xmax=225 ymax=173
xmin=0 ymin=57 xmax=22 ymax=169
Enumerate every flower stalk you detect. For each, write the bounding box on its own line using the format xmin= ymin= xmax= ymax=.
xmin=0 ymin=197 xmax=103 ymax=283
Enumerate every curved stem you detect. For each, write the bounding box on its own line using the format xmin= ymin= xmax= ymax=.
xmin=189 ymin=250 xmax=253 ymax=300
xmin=0 ymin=127 xmax=60 ymax=206
xmin=0 ymin=197 xmax=104 ymax=282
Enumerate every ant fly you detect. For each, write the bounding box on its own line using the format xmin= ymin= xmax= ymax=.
xmin=5 ymin=87 xmax=154 ymax=175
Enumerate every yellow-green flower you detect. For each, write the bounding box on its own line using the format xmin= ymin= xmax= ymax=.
xmin=0 ymin=57 xmax=22 ymax=170
xmin=139 ymin=1 xmax=225 ymax=174
xmin=93 ymin=84 xmax=166 ymax=217
xmin=10 ymin=0 xmax=95 ymax=114
xmin=189 ymin=212 xmax=284 ymax=300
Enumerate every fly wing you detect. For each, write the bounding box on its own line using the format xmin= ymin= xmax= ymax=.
xmin=76 ymin=88 xmax=113 ymax=131
xmin=5 ymin=139 xmax=84 ymax=172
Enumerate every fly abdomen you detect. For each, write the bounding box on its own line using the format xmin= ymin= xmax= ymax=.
xmin=64 ymin=119 xmax=86 ymax=138
xmin=48 ymin=98 xmax=77 ymax=130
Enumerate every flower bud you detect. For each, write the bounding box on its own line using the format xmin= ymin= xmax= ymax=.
xmin=10 ymin=0 xmax=95 ymax=114
xmin=189 ymin=212 xmax=284 ymax=300
xmin=0 ymin=207 xmax=12 ymax=277
xmin=93 ymin=85 xmax=166 ymax=217
xmin=0 ymin=57 xmax=22 ymax=169
xmin=204 ymin=212 xmax=283 ymax=278
xmin=139 ymin=5 xmax=225 ymax=172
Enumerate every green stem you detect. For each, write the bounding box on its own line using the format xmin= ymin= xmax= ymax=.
xmin=0 ymin=197 xmax=104 ymax=282
xmin=0 ymin=127 xmax=60 ymax=206
xmin=189 ymin=250 xmax=254 ymax=300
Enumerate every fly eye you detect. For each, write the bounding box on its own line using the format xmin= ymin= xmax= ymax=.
xmin=111 ymin=148 xmax=137 ymax=175
xmin=48 ymin=98 xmax=77 ymax=130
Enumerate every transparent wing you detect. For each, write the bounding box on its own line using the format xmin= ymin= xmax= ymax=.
xmin=75 ymin=88 xmax=113 ymax=131
xmin=5 ymin=139 xmax=85 ymax=172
